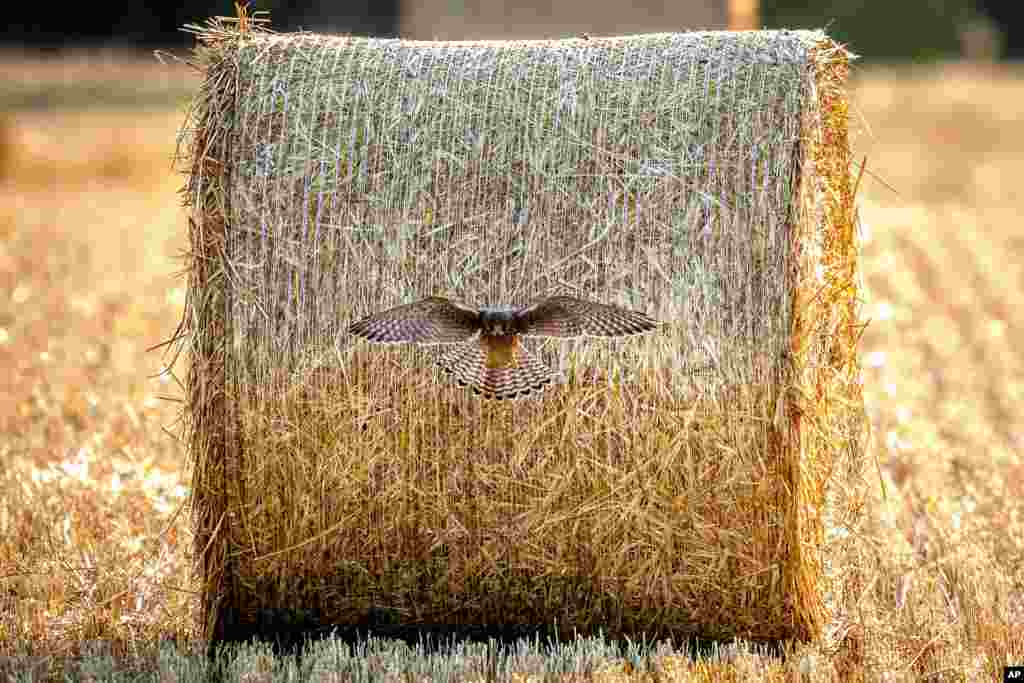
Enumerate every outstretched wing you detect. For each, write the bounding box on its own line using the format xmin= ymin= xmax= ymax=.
xmin=348 ymin=297 xmax=480 ymax=345
xmin=514 ymin=295 xmax=660 ymax=339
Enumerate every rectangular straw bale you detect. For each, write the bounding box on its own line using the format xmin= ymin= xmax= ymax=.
xmin=176 ymin=17 xmax=869 ymax=645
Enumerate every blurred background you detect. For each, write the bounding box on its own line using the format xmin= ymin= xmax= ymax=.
xmin=0 ymin=0 xmax=1015 ymax=115
xmin=0 ymin=0 xmax=1018 ymax=60
xmin=1 ymin=0 xmax=1023 ymax=673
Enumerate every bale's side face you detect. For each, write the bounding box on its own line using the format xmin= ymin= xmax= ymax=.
xmin=180 ymin=26 xmax=866 ymax=645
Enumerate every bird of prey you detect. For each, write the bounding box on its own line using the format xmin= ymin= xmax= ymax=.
xmin=348 ymin=295 xmax=660 ymax=400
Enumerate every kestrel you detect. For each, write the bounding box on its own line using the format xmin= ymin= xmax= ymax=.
xmin=348 ymin=295 xmax=661 ymax=400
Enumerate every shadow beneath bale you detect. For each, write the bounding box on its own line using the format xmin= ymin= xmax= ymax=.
xmin=210 ymin=606 xmax=786 ymax=671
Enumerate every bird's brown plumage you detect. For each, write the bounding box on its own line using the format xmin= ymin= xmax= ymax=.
xmin=348 ymin=295 xmax=660 ymax=400
xmin=482 ymin=334 xmax=519 ymax=369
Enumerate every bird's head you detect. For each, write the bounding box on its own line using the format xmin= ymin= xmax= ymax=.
xmin=479 ymin=306 xmax=518 ymax=335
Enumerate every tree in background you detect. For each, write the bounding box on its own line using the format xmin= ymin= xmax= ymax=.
xmin=764 ymin=0 xmax=973 ymax=61
xmin=0 ymin=0 xmax=1018 ymax=61
xmin=973 ymin=0 xmax=1020 ymax=59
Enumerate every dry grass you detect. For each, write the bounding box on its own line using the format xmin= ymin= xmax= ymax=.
xmin=0 ymin=108 xmax=197 ymax=665
xmin=0 ymin=58 xmax=1022 ymax=679
xmin=838 ymin=63 xmax=1024 ymax=677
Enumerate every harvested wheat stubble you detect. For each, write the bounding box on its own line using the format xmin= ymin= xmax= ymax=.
xmin=176 ymin=15 xmax=868 ymax=647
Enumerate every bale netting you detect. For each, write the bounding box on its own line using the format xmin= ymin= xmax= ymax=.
xmin=177 ymin=18 xmax=869 ymax=647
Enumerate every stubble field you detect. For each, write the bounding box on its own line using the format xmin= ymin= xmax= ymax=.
xmin=0 ymin=55 xmax=1021 ymax=679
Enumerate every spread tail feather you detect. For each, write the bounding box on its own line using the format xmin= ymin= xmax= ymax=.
xmin=438 ymin=341 xmax=557 ymax=400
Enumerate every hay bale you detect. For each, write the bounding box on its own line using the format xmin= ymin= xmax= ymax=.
xmin=176 ymin=15 xmax=868 ymax=646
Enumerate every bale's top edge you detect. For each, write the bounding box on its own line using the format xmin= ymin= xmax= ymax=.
xmin=189 ymin=24 xmax=837 ymax=56
xmin=185 ymin=21 xmax=855 ymax=73
xmin=255 ymin=28 xmax=829 ymax=49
